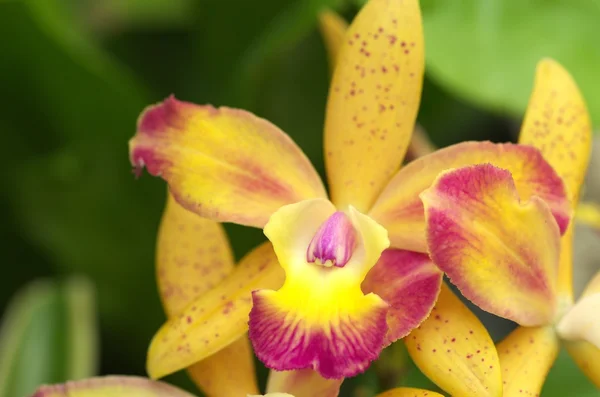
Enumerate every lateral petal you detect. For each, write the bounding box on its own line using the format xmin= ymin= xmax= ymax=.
xmin=324 ymin=0 xmax=424 ymax=212
xmin=318 ymin=10 xmax=348 ymax=75
xmin=130 ymin=97 xmax=326 ymax=228
xmin=369 ymin=141 xmax=570 ymax=252
xmin=146 ymin=242 xmax=284 ymax=379
xmin=422 ymin=164 xmax=561 ymax=326
xmin=565 ymin=340 xmax=600 ymax=389
xmin=362 ymin=248 xmax=442 ymax=344
xmin=375 ymin=388 xmax=444 ymax=397
xmin=497 ymin=326 xmax=559 ymax=397
xmin=156 ymin=193 xmax=258 ymax=395
xmin=404 ymin=284 xmax=502 ymax=397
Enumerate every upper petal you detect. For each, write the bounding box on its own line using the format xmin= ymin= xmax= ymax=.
xmin=156 ymin=193 xmax=258 ymax=395
xmin=422 ymin=164 xmax=561 ymax=326
xmin=323 ymin=0 xmax=424 ymax=212
xmin=130 ymin=97 xmax=326 ymax=228
xmin=404 ymin=284 xmax=502 ymax=397
xmin=31 ymin=376 xmax=196 ymax=397
xmin=369 ymin=141 xmax=571 ymax=252
xmin=146 ymin=242 xmax=284 ymax=379
xmin=497 ymin=326 xmax=559 ymax=397
xmin=518 ymin=59 xmax=592 ymax=299
xmin=362 ymin=248 xmax=442 ymax=344
xmin=250 ymin=199 xmax=391 ymax=379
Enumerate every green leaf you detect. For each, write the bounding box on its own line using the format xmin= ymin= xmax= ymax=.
xmin=0 ymin=0 xmax=165 ymax=371
xmin=0 ymin=277 xmax=98 ymax=397
xmin=420 ymin=0 xmax=600 ymax=127
xmin=541 ymin=347 xmax=598 ymax=397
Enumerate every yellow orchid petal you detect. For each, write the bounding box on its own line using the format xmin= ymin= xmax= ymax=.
xmin=250 ymin=199 xmax=390 ymax=379
xmin=324 ymin=0 xmax=424 ymax=212
xmin=518 ymin=59 xmax=592 ymax=298
xmin=318 ymin=10 xmax=348 ymax=75
xmin=31 ymin=376 xmax=196 ymax=397
xmin=146 ymin=242 xmax=284 ymax=379
xmin=266 ymin=369 xmax=342 ymax=397
xmin=497 ymin=326 xmax=559 ymax=397
xmin=248 ymin=394 xmax=294 ymax=397
xmin=422 ymin=164 xmax=561 ymax=326
xmin=375 ymin=387 xmax=444 ymax=397
xmin=576 ymin=201 xmax=600 ymax=230
xmin=565 ymin=340 xmax=600 ymax=389
xmin=370 ymin=141 xmax=570 ymax=253
xmin=405 ymin=284 xmax=502 ymax=397
xmin=156 ymin=193 xmax=258 ymax=395
xmin=130 ymin=97 xmax=326 ymax=228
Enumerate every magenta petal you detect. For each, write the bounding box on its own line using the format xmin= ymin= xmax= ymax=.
xmin=362 ymin=249 xmax=443 ymax=344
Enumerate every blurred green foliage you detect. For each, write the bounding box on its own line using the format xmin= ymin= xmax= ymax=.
xmin=0 ymin=0 xmax=598 ymax=396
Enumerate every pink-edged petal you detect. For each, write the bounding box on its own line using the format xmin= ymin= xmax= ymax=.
xmin=422 ymin=164 xmax=561 ymax=326
xmin=156 ymin=193 xmax=258 ymax=395
xmin=404 ymin=284 xmax=502 ymax=397
xmin=266 ymin=369 xmax=342 ymax=397
xmin=250 ymin=199 xmax=391 ymax=379
xmin=497 ymin=326 xmax=559 ymax=396
xmin=323 ymin=0 xmax=424 ymax=212
xmin=31 ymin=376 xmax=196 ymax=397
xmin=361 ymin=248 xmax=442 ymax=344
xmin=369 ymin=141 xmax=570 ymax=252
xmin=129 ymin=96 xmax=326 ymax=228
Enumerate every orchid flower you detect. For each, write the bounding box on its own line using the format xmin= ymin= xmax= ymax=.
xmin=412 ymin=58 xmax=598 ymax=397
xmin=129 ymin=0 xmax=569 ymax=388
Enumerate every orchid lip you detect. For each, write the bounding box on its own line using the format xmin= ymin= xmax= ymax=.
xmin=306 ymin=211 xmax=357 ymax=267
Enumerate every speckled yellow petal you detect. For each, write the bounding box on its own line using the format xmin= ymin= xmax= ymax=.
xmin=130 ymin=97 xmax=326 ymax=228
xmin=404 ymin=284 xmax=502 ymax=397
xmin=324 ymin=0 xmax=424 ymax=212
xmin=518 ymin=59 xmax=592 ymax=298
xmin=266 ymin=370 xmax=342 ymax=397
xmin=375 ymin=388 xmax=444 ymax=397
xmin=147 ymin=242 xmax=284 ymax=379
xmin=156 ymin=193 xmax=258 ymax=395
xmin=319 ymin=10 xmax=348 ymax=75
xmin=31 ymin=376 xmax=196 ymax=397
xmin=565 ymin=340 xmax=600 ymax=389
xmin=422 ymin=164 xmax=561 ymax=326
xmin=497 ymin=326 xmax=559 ymax=397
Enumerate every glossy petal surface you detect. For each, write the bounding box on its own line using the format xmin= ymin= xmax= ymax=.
xmin=156 ymin=193 xmax=257 ymax=395
xmin=497 ymin=326 xmax=559 ymax=397
xmin=31 ymin=376 xmax=196 ymax=397
xmin=266 ymin=370 xmax=342 ymax=397
xmin=147 ymin=243 xmax=284 ymax=379
xmin=376 ymin=388 xmax=444 ymax=397
xmin=130 ymin=97 xmax=326 ymax=228
xmin=370 ymin=141 xmax=570 ymax=252
xmin=250 ymin=199 xmax=390 ymax=379
xmin=319 ymin=10 xmax=348 ymax=75
xmin=362 ymin=248 xmax=442 ymax=344
xmin=422 ymin=164 xmax=561 ymax=326
xmin=324 ymin=0 xmax=424 ymax=212
xmin=405 ymin=284 xmax=502 ymax=397
xmin=518 ymin=59 xmax=592 ymax=297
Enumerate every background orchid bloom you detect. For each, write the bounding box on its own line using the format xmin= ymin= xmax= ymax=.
xmin=419 ymin=59 xmax=598 ymax=396
xmin=128 ymin=0 xmax=571 ymax=387
xmin=30 ymin=375 xmax=293 ymax=397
